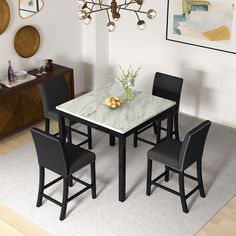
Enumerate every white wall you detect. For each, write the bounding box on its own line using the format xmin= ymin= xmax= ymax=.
xmin=109 ymin=0 xmax=236 ymax=128
xmin=0 ymin=0 xmax=84 ymax=93
xmin=83 ymin=13 xmax=110 ymax=91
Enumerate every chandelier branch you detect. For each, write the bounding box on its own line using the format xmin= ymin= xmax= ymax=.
xmin=88 ymin=7 xmax=147 ymax=15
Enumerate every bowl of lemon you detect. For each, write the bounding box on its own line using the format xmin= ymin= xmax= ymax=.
xmin=104 ymin=96 xmax=123 ymax=109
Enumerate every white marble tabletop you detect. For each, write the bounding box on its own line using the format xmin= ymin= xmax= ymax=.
xmin=56 ymin=84 xmax=176 ymax=134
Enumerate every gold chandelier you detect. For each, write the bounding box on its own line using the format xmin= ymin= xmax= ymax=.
xmin=77 ymin=0 xmax=157 ymax=32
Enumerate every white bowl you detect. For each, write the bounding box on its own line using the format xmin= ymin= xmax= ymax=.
xmin=15 ymin=71 xmax=27 ymax=80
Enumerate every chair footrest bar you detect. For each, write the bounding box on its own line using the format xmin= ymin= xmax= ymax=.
xmin=167 ymin=167 xmax=198 ymax=182
xmin=184 ymin=173 xmax=198 ymax=181
xmin=77 ymin=139 xmax=89 ymax=147
xmin=185 ymin=185 xmax=200 ymax=199
xmin=44 ymin=176 xmax=63 ymax=190
xmin=160 ymin=127 xmax=167 ymax=131
xmin=53 ymin=132 xmax=60 ymax=136
xmin=71 ymin=128 xmax=89 ymax=137
xmin=137 ymin=123 xmax=154 ymax=134
xmin=152 ymin=182 xmax=180 ymax=196
xmin=68 ymin=186 xmax=91 ymax=202
xmin=72 ymin=176 xmax=91 ymax=187
xmin=152 ymin=171 xmax=167 ymax=183
xmin=137 ymin=137 xmax=156 ymax=146
xmin=159 ymin=137 xmax=167 ymax=142
xmin=42 ymin=193 xmax=62 ymax=207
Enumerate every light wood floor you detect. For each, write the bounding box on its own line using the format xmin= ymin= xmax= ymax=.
xmin=0 ymin=204 xmax=52 ymax=236
xmin=1 ymin=122 xmax=236 ymax=236
xmin=0 ymin=121 xmax=58 ymax=155
xmin=196 ymin=195 xmax=236 ymax=236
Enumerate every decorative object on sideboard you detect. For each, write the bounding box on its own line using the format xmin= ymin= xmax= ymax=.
xmin=77 ymin=0 xmax=157 ymax=32
xmin=0 ymin=0 xmax=10 ymax=34
xmin=15 ymin=70 xmax=27 ymax=80
xmin=14 ymin=25 xmax=40 ymax=58
xmin=35 ymin=58 xmax=48 ymax=76
xmin=8 ymin=60 xmax=15 ymax=82
xmin=41 ymin=59 xmax=47 ymax=74
xmin=45 ymin=59 xmax=53 ymax=71
xmin=115 ymin=65 xmax=140 ymax=103
xmin=35 ymin=58 xmax=42 ymax=76
xmin=19 ymin=0 xmax=44 ymax=19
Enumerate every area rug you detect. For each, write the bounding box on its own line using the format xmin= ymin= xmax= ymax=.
xmin=0 ymin=114 xmax=236 ymax=236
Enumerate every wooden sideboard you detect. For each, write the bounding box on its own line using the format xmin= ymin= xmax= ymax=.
xmin=0 ymin=64 xmax=74 ymax=139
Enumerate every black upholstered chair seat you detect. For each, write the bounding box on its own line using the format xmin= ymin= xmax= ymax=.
xmin=65 ymin=143 xmax=95 ymax=174
xmin=148 ymin=139 xmax=182 ymax=170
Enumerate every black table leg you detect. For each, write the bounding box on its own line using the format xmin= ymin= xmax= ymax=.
xmin=119 ymin=136 xmax=126 ymax=202
xmin=88 ymin=126 xmax=92 ymax=149
xmin=110 ymin=135 xmax=115 ymax=146
xmin=167 ymin=112 xmax=174 ymax=139
xmin=58 ymin=112 xmax=66 ymax=142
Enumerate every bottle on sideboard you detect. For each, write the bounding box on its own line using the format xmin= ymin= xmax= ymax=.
xmin=8 ymin=60 xmax=15 ymax=82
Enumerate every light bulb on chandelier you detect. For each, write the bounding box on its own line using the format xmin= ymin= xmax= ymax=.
xmin=137 ymin=20 xmax=146 ymax=30
xmin=83 ymin=15 xmax=92 ymax=25
xmin=107 ymin=21 xmax=116 ymax=32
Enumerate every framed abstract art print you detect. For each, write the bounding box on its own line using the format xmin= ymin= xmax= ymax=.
xmin=166 ymin=0 xmax=236 ymax=54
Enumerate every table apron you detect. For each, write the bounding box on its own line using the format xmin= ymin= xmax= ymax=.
xmin=57 ymin=105 xmax=177 ymax=139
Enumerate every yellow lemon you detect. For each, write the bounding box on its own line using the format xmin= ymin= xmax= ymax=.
xmin=105 ymin=98 xmax=111 ymax=104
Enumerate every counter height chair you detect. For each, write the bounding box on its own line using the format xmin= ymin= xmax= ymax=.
xmin=31 ymin=127 xmax=96 ymax=221
xmin=146 ymin=120 xmax=211 ymax=213
xmin=134 ymin=72 xmax=183 ymax=147
xmin=39 ymin=75 xmax=92 ymax=148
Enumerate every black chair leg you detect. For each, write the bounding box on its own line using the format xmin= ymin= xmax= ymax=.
xmin=133 ymin=132 xmax=138 ymax=148
xmin=109 ymin=134 xmax=115 ymax=146
xmin=91 ymin=162 xmax=96 ymax=199
xmin=153 ymin=121 xmax=157 ymax=135
xmin=36 ymin=166 xmax=45 ymax=207
xmin=156 ymin=121 xmax=161 ymax=144
xmin=179 ymin=172 xmax=188 ymax=213
xmin=197 ymin=160 xmax=206 ymax=198
xmin=67 ymin=126 xmax=72 ymax=144
xmin=146 ymin=159 xmax=153 ymax=196
xmin=164 ymin=166 xmax=169 ymax=182
xmin=174 ymin=113 xmax=180 ymax=141
xmin=60 ymin=177 xmax=69 ymax=221
xmin=68 ymin=175 xmax=73 ymax=187
xmin=88 ymin=126 xmax=92 ymax=150
xmin=45 ymin=118 xmax=50 ymax=133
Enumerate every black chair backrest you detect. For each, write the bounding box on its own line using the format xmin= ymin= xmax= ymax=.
xmin=31 ymin=127 xmax=68 ymax=177
xmin=39 ymin=76 xmax=68 ymax=117
xmin=152 ymin=72 xmax=183 ymax=109
xmin=179 ymin=120 xmax=211 ymax=170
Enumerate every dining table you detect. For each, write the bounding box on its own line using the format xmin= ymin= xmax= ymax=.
xmin=56 ymin=84 xmax=177 ymax=202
